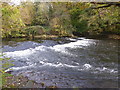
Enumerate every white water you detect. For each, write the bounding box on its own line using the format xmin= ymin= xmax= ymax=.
xmin=5 ymin=60 xmax=118 ymax=74
xmin=5 ymin=39 xmax=95 ymax=57
xmin=4 ymin=38 xmax=118 ymax=87
xmin=3 ymin=38 xmax=118 ymax=88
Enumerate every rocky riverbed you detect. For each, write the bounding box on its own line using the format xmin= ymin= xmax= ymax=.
xmin=3 ymin=74 xmax=57 ymax=88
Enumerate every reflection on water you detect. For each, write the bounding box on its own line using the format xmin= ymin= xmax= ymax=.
xmin=2 ymin=37 xmax=119 ymax=88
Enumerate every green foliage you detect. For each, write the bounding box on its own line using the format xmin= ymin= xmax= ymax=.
xmin=1 ymin=3 xmax=25 ymax=38
xmin=20 ymin=2 xmax=35 ymax=25
xmin=1 ymin=2 xmax=120 ymax=38
xmin=69 ymin=3 xmax=120 ymax=35
xmin=89 ymin=5 xmax=120 ymax=35
xmin=0 ymin=54 xmax=13 ymax=86
xmin=49 ymin=2 xmax=74 ymax=36
xmin=23 ymin=26 xmax=45 ymax=38
xmin=70 ymin=8 xmax=88 ymax=33
xmin=31 ymin=2 xmax=49 ymax=26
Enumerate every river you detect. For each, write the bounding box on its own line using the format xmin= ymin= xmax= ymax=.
xmin=2 ymin=37 xmax=119 ymax=88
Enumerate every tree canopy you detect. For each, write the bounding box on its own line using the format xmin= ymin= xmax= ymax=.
xmin=1 ymin=2 xmax=120 ymax=38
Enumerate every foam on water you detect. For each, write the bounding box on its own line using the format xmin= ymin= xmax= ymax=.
xmin=50 ymin=39 xmax=94 ymax=55
xmin=4 ymin=39 xmax=94 ymax=57
xmin=3 ymin=38 xmax=118 ymax=88
xmin=5 ymin=64 xmax=35 ymax=72
xmin=95 ymin=67 xmax=118 ymax=73
xmin=5 ymin=61 xmax=117 ymax=74
xmin=78 ymin=64 xmax=118 ymax=74
xmin=5 ymin=61 xmax=79 ymax=72
xmin=4 ymin=39 xmax=118 ymax=75
xmin=5 ymin=45 xmax=47 ymax=57
xmin=83 ymin=64 xmax=92 ymax=69
xmin=39 ymin=61 xmax=79 ymax=68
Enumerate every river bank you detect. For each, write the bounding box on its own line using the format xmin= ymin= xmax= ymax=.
xmin=86 ymin=34 xmax=120 ymax=40
xmin=2 ymin=34 xmax=120 ymax=41
xmin=3 ymin=74 xmax=57 ymax=88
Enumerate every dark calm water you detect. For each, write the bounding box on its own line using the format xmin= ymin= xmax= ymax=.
xmin=2 ymin=37 xmax=119 ymax=88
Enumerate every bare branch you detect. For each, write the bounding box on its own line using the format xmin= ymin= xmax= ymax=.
xmin=91 ymin=2 xmax=120 ymax=9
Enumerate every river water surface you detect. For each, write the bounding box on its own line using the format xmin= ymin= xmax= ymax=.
xmin=2 ymin=37 xmax=119 ymax=88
